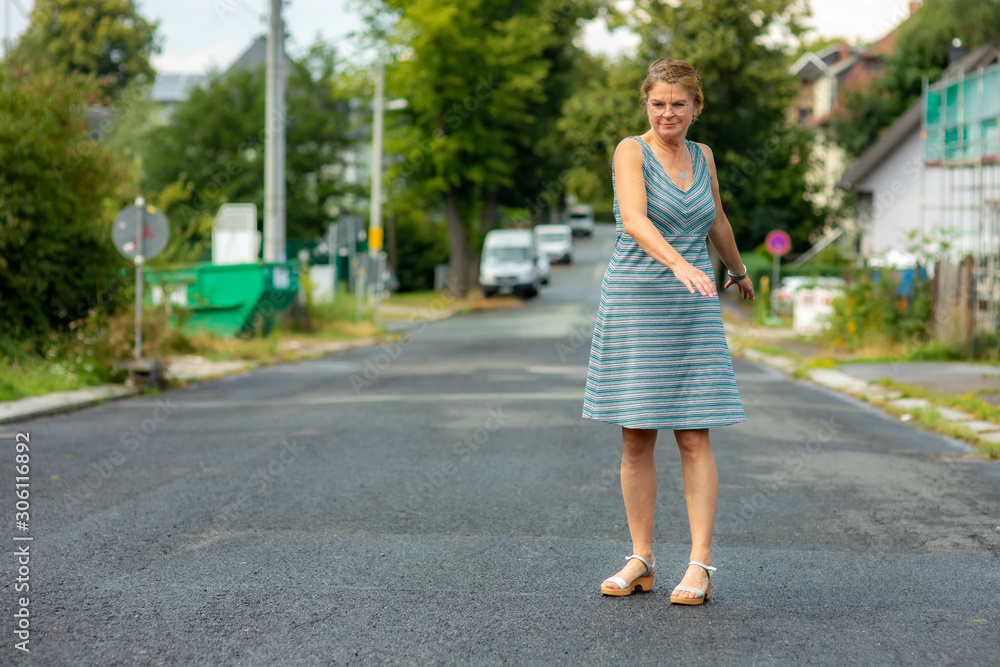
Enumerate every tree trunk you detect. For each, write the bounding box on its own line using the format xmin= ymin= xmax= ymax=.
xmin=481 ymin=189 xmax=500 ymax=234
xmin=444 ymin=188 xmax=470 ymax=297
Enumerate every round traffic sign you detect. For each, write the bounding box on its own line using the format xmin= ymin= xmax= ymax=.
xmin=112 ymin=204 xmax=170 ymax=261
xmin=765 ymin=229 xmax=791 ymax=257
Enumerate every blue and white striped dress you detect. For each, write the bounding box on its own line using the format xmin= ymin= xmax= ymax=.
xmin=582 ymin=136 xmax=746 ymax=430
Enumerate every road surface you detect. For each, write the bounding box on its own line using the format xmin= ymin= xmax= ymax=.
xmin=3 ymin=224 xmax=999 ymax=665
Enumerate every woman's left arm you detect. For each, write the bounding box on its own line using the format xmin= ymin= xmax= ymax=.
xmin=699 ymin=143 xmax=755 ymax=301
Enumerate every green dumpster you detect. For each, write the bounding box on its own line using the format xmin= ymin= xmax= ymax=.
xmin=146 ymin=262 xmax=300 ymax=338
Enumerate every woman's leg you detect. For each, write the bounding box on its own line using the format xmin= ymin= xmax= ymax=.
xmin=603 ymin=427 xmax=658 ymax=588
xmin=672 ymin=428 xmax=718 ymax=599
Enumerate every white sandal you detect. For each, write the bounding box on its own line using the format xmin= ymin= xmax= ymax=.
xmin=670 ymin=560 xmax=716 ymax=605
xmin=600 ymin=554 xmax=656 ymax=596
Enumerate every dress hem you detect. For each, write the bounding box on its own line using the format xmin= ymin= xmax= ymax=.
xmin=581 ymin=413 xmax=747 ymax=430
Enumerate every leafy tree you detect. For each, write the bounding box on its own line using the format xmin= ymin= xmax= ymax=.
xmin=565 ymin=0 xmax=826 ymax=250
xmin=368 ymin=0 xmax=562 ymax=295
xmin=140 ymin=44 xmax=357 ymax=245
xmin=0 ymin=67 xmax=130 ymax=338
xmin=10 ymin=0 xmax=161 ymax=98
xmin=831 ymin=0 xmax=1000 ymax=157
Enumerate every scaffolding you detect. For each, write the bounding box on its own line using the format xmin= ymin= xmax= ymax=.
xmin=922 ymin=61 xmax=1000 ymax=342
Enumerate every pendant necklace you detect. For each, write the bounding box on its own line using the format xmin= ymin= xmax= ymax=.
xmin=667 ymin=146 xmax=689 ymax=180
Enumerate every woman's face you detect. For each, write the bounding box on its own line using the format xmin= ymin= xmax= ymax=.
xmin=645 ymin=82 xmax=695 ymax=141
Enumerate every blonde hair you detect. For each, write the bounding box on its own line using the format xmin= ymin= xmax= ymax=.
xmin=640 ymin=58 xmax=704 ymax=120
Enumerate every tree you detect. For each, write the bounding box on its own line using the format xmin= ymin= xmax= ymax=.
xmin=10 ymin=0 xmax=160 ymax=98
xmin=831 ymin=0 xmax=1000 ymax=157
xmin=563 ymin=0 xmax=826 ymax=250
xmin=0 ymin=67 xmax=130 ymax=338
xmin=369 ymin=0 xmax=561 ymax=295
xmin=140 ymin=44 xmax=357 ymax=245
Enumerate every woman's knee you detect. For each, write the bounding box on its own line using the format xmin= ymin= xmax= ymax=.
xmin=622 ymin=428 xmax=656 ymax=461
xmin=675 ymin=429 xmax=710 ymax=456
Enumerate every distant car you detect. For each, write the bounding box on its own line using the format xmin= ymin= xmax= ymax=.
xmin=774 ymin=276 xmax=845 ymax=314
xmin=480 ymin=229 xmax=542 ymax=298
xmin=565 ymin=204 xmax=595 ymax=237
xmin=534 ymin=224 xmax=573 ymax=264
xmin=537 ymin=249 xmax=550 ymax=286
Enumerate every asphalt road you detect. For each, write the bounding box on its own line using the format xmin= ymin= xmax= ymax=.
xmin=3 ymin=224 xmax=999 ymax=666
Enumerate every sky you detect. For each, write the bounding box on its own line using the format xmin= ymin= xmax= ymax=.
xmin=1 ymin=0 xmax=919 ymax=74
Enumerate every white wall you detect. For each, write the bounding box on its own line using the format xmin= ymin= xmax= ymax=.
xmin=856 ymin=130 xmax=924 ymax=257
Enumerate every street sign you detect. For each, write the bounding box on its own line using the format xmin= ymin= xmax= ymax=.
xmin=112 ymin=204 xmax=170 ymax=261
xmin=765 ymin=229 xmax=791 ymax=257
xmin=112 ymin=198 xmax=170 ymax=361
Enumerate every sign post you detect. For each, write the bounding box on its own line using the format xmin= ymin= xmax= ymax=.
xmin=112 ymin=198 xmax=170 ymax=360
xmin=765 ymin=229 xmax=792 ymax=319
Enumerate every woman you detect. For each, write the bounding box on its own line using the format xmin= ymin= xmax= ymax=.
xmin=582 ymin=58 xmax=754 ymax=605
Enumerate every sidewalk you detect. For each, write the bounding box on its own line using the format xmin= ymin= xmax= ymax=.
xmin=725 ymin=316 xmax=1000 ymax=452
xmin=0 ymin=337 xmax=377 ymax=425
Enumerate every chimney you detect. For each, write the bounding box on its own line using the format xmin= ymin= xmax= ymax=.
xmin=909 ymin=1 xmax=920 ymax=15
xmin=839 ymin=41 xmax=850 ymax=62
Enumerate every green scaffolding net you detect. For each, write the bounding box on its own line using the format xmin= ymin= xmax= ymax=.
xmin=924 ymin=63 xmax=1000 ymax=164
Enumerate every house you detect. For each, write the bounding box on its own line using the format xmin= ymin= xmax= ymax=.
xmin=787 ymin=5 xmax=918 ymax=261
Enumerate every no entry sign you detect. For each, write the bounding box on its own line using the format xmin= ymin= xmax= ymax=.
xmin=765 ymin=230 xmax=791 ymax=257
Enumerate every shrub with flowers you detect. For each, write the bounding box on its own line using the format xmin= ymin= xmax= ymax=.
xmin=824 ymin=268 xmax=933 ymax=350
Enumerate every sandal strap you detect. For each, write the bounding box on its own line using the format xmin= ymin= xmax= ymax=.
xmin=688 ymin=560 xmax=716 ymax=577
xmin=602 ymin=576 xmax=628 ymax=590
xmin=672 ymin=584 xmax=706 ymax=597
xmin=627 ymin=554 xmax=655 ymax=575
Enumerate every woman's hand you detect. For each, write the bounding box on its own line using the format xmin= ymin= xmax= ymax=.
xmin=670 ymin=259 xmax=717 ymax=297
xmin=724 ymin=275 xmax=755 ymax=301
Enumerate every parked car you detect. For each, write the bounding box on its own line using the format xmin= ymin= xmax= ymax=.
xmin=480 ymin=229 xmax=542 ymax=298
xmin=537 ymin=249 xmax=551 ymax=286
xmin=565 ymin=204 xmax=595 ymax=237
xmin=534 ymin=223 xmax=573 ymax=264
xmin=774 ymin=276 xmax=846 ymax=314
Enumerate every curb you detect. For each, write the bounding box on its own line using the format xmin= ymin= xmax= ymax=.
xmin=0 ymin=385 xmax=141 ymax=425
xmin=736 ymin=346 xmax=1000 ymax=449
xmin=0 ymin=337 xmax=383 ymax=425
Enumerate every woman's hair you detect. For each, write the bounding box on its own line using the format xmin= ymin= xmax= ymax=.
xmin=640 ymin=58 xmax=704 ymax=120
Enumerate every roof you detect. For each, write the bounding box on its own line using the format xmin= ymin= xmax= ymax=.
xmin=837 ymin=42 xmax=1000 ymax=190
xmin=150 ymin=73 xmax=207 ymax=103
xmin=223 ymin=35 xmax=268 ymax=79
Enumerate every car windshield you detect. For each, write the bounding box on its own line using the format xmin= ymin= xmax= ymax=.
xmin=569 ymin=213 xmax=590 ymax=219
xmin=485 ymin=247 xmax=529 ymax=264
xmin=539 ymin=233 xmax=568 ymax=242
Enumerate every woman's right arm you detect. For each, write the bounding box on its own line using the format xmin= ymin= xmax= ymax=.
xmin=614 ymin=138 xmax=717 ymax=297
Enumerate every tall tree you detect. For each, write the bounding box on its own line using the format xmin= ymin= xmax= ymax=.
xmin=11 ymin=0 xmax=160 ymax=98
xmin=140 ymin=44 xmax=357 ymax=244
xmin=368 ymin=0 xmax=558 ymax=295
xmin=831 ymin=0 xmax=1000 ymax=157
xmin=0 ymin=67 xmax=130 ymax=337
xmin=562 ymin=0 xmax=825 ymax=250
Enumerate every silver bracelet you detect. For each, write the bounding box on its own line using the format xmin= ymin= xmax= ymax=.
xmin=727 ymin=265 xmax=748 ymax=280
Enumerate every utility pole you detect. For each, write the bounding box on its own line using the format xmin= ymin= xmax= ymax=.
xmin=263 ymin=0 xmax=286 ymax=262
xmin=369 ymin=52 xmax=385 ymax=257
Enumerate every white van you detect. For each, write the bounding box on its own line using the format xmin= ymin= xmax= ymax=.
xmin=534 ymin=224 xmax=573 ymax=264
xmin=565 ymin=204 xmax=595 ymax=237
xmin=480 ymin=229 xmax=542 ymax=298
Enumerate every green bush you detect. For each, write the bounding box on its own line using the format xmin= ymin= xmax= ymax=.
xmin=0 ymin=68 xmax=130 ymax=338
xmin=824 ymin=268 xmax=933 ymax=350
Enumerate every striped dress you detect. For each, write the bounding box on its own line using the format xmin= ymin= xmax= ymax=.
xmin=582 ymin=136 xmax=746 ymax=430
